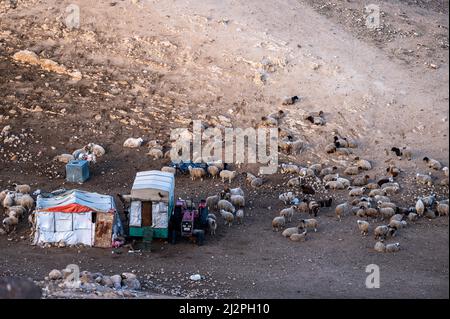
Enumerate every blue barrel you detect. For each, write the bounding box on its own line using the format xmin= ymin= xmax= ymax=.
xmin=66 ymin=160 xmax=90 ymax=183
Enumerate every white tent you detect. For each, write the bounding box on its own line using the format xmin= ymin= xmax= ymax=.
xmin=33 ymin=190 xmax=123 ymax=247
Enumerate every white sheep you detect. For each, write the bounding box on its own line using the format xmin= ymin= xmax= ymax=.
xmin=325 ymin=181 xmax=345 ymax=190
xmin=374 ymin=225 xmax=396 ymax=240
xmin=230 ymin=195 xmax=245 ymax=208
xmin=374 ymin=241 xmax=386 ymax=252
xmin=236 ymin=209 xmax=244 ymax=224
xmin=323 ymin=173 xmax=339 ymax=182
xmin=379 ymin=207 xmax=395 ymax=221
xmin=2 ymin=216 xmax=18 ymax=233
xmin=53 ymin=154 xmax=75 ymax=163
xmin=325 ymin=143 xmax=337 ymax=154
xmin=279 ymin=206 xmax=296 ymax=222
xmin=369 ymin=189 xmax=386 ymax=197
xmin=389 ymin=220 xmax=407 ymax=229
xmin=13 ymin=184 xmax=30 ymax=194
xmin=90 ymin=143 xmax=106 ymax=157
xmin=290 ymin=229 xmax=307 ymax=242
xmin=352 ymin=175 xmax=370 ymax=186
xmin=250 ymin=177 xmax=264 ymax=188
xmin=374 ymin=195 xmax=390 ymax=203
xmin=423 ymin=157 xmax=442 ymax=170
xmin=0 ymin=190 xmax=7 ymax=203
xmin=246 ymin=172 xmax=257 ymax=185
xmin=382 ymin=186 xmax=400 ymax=195
xmin=220 ymin=210 xmax=234 ymax=227
xmin=415 ymin=173 xmax=433 ymax=186
xmin=14 ymin=193 xmax=34 ymax=212
xmin=6 ymin=205 xmax=26 ymax=220
xmin=147 ymin=148 xmax=164 ymax=160
xmin=207 ymin=218 xmax=217 ymax=235
xmin=348 ymin=187 xmax=366 ymax=197
xmin=2 ymin=192 xmax=15 ymax=208
xmin=207 ymin=165 xmax=220 ymax=178
xmin=335 ymin=202 xmax=350 ymax=221
xmin=278 ymin=192 xmax=294 ymax=205
xmin=272 ymin=216 xmax=286 ymax=232
xmin=385 ymin=243 xmax=401 ymax=253
xmin=217 ymin=200 xmax=235 ymax=213
xmin=356 ymin=159 xmax=372 ymax=171
xmin=443 ymin=167 xmax=449 ymax=177
xmin=336 ymin=177 xmax=351 ymax=188
xmin=287 ymin=177 xmax=301 ymax=187
xmin=366 ymin=183 xmax=380 ymax=190
xmin=123 ymin=137 xmax=144 ymax=148
xmin=344 ymin=166 xmax=360 ymax=176
xmin=161 ymin=166 xmax=176 ymax=175
xmin=281 ymin=164 xmax=300 ymax=174
xmin=188 ymin=166 xmax=206 ymax=181
xmin=378 ymin=201 xmax=396 ymax=209
xmin=415 ymin=199 xmax=425 ymax=216
xmin=357 ymin=220 xmax=369 ymax=236
xmin=437 ymin=203 xmax=449 ymax=217
xmin=320 ymin=166 xmax=337 ymax=176
xmin=299 ymin=218 xmax=318 ymax=232
xmin=390 ymin=214 xmax=404 ymax=222
xmin=408 ymin=213 xmax=419 ymax=222
xmin=229 ymin=187 xmax=245 ymax=197
xmin=219 ymin=170 xmax=237 ymax=183
xmin=206 ymin=195 xmax=220 ymax=211
xmin=282 ymin=227 xmax=299 ymax=238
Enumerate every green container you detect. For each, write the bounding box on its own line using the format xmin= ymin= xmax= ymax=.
xmin=129 ymin=226 xmax=168 ymax=239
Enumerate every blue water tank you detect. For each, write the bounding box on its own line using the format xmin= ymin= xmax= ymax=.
xmin=66 ymin=160 xmax=90 ymax=183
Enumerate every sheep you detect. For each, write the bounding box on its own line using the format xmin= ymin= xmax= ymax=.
xmin=230 ymin=195 xmax=245 ymax=208
xmin=0 ymin=190 xmax=7 ymax=203
xmin=280 ymin=164 xmax=300 ymax=174
xmin=89 ymin=143 xmax=106 ymax=157
xmin=366 ymin=183 xmax=380 ymax=190
xmin=2 ymin=216 xmax=18 ymax=233
xmin=297 ymin=201 xmax=309 ymax=214
xmin=2 ymin=192 xmax=15 ymax=208
xmin=334 ymin=136 xmax=349 ymax=148
xmin=421 ymin=194 xmax=436 ymax=208
xmin=379 ymin=207 xmax=395 ymax=221
xmin=374 ymin=241 xmax=386 ymax=252
xmin=290 ymin=229 xmax=307 ymax=242
xmin=323 ymin=173 xmax=339 ymax=182
xmin=377 ymin=176 xmax=394 ymax=187
xmin=337 ymin=148 xmax=354 ymax=156
xmin=325 ymin=181 xmax=345 ymax=190
xmin=299 ymin=218 xmax=318 ymax=232
xmin=217 ymin=200 xmax=235 ymax=213
xmin=390 ymin=214 xmax=404 ymax=222
xmin=123 ymin=137 xmax=144 ymax=148
xmin=147 ymin=148 xmax=164 ymax=160
xmin=364 ymin=207 xmax=380 ymax=220
xmin=325 ymin=143 xmax=337 ymax=154
xmin=220 ymin=210 xmax=234 ymax=227
xmin=344 ymin=166 xmax=360 ymax=176
xmin=408 ymin=213 xmax=419 ymax=222
xmin=415 ymin=199 xmax=425 ymax=216
xmin=305 ymin=111 xmax=325 ymax=125
xmin=377 ymin=201 xmax=397 ymax=210
xmin=282 ymin=226 xmax=299 ymax=238
xmin=374 ymin=225 xmax=396 ymax=240
xmin=355 ymin=158 xmax=372 ymax=171
xmin=389 ymin=220 xmax=407 ymax=229
xmin=415 ymin=173 xmax=433 ymax=186
xmin=53 ymin=154 xmax=75 ymax=164
xmin=437 ymin=203 xmax=449 ymax=217
xmin=348 ymin=187 xmax=366 ymax=197
xmin=382 ymin=185 xmax=399 ymax=195
xmin=425 ymin=210 xmax=436 ymax=219
xmin=336 ymin=177 xmax=351 ymax=187
xmin=287 ymin=177 xmax=301 ymax=187
xmin=385 ymin=243 xmax=401 ymax=253
xmin=206 ymin=195 xmax=220 ymax=211
xmin=188 ymin=166 xmax=206 ymax=181
xmin=387 ymin=165 xmax=401 ymax=177
xmin=357 ymin=220 xmax=369 ymax=236
xmin=272 ymin=216 xmax=286 ymax=232
xmin=443 ymin=167 xmax=449 ymax=177
xmin=308 ymin=163 xmax=322 ymax=174
xmin=250 ymin=177 xmax=264 ymax=188
xmin=235 ymin=209 xmax=244 ymax=224
xmin=423 ymin=157 xmax=442 ymax=170
xmin=320 ymin=166 xmax=337 ymax=176
xmin=282 ymin=96 xmax=299 ymax=105
xmin=207 ymin=165 xmax=220 ymax=178
xmin=369 ymin=189 xmax=386 ymax=197
xmin=220 ymin=170 xmax=237 ymax=183
xmin=260 ymin=115 xmax=278 ymax=127
xmin=335 ymin=203 xmax=350 ymax=221
xmin=246 ymin=172 xmax=257 ymax=185
xmin=207 ymin=218 xmax=217 ymax=235
xmin=161 ymin=166 xmax=176 ymax=175
xmin=6 ymin=206 xmax=26 ymax=220
xmin=279 ymin=206 xmax=297 ymax=222
xmin=352 ymin=175 xmax=370 ymax=186
xmin=308 ymin=201 xmax=320 ymax=217
xmin=374 ymin=195 xmax=390 ymax=203
xmin=229 ymin=187 xmax=245 ymax=197
xmin=279 ymin=192 xmax=294 ymax=205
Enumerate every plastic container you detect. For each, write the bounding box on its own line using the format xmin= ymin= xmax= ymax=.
xmin=66 ymin=160 xmax=90 ymax=183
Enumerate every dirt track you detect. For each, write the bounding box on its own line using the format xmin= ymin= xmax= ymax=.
xmin=0 ymin=0 xmax=449 ymax=298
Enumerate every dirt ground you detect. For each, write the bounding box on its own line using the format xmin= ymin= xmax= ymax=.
xmin=0 ymin=0 xmax=449 ymax=298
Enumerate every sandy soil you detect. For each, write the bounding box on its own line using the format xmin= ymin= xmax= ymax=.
xmin=0 ymin=0 xmax=448 ymax=298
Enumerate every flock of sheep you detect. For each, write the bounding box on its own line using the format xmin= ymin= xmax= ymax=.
xmin=0 ymin=184 xmax=35 ymax=234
